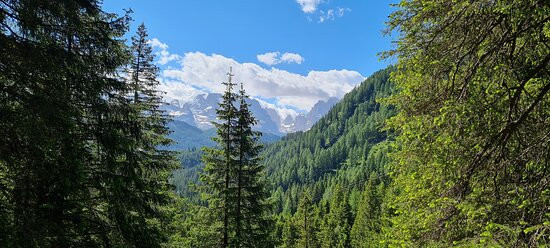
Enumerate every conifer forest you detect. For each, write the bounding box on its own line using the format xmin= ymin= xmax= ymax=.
xmin=0 ymin=0 xmax=548 ymax=247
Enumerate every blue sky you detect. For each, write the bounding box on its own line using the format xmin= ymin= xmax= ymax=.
xmin=103 ymin=0 xmax=396 ymax=115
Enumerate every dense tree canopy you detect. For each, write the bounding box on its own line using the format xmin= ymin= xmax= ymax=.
xmin=1 ymin=0 xmax=548 ymax=247
xmin=0 ymin=1 xmax=176 ymax=247
xmin=383 ymin=0 xmax=550 ymax=246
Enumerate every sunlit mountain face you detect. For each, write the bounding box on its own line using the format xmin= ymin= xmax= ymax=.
xmin=161 ymin=93 xmax=339 ymax=135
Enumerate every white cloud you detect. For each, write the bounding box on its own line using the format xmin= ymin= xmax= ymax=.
xmin=157 ymin=78 xmax=204 ymax=104
xmin=253 ymin=97 xmax=299 ymax=120
xmin=295 ymin=0 xmax=351 ymax=23
xmin=161 ymin=51 xmax=364 ymax=111
xmin=296 ymin=0 xmax=321 ymax=13
xmin=280 ymin=52 xmax=304 ymax=64
xmin=257 ymin=51 xmax=304 ymax=66
xmin=319 ymin=7 xmax=350 ymax=23
xmin=148 ymin=38 xmax=182 ymax=65
xmin=148 ymin=38 xmax=168 ymax=50
xmin=257 ymin=52 xmax=280 ymax=66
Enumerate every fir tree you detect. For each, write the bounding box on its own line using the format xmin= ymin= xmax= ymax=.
xmin=281 ymin=215 xmax=298 ymax=248
xmin=321 ymin=185 xmax=351 ymax=248
xmin=294 ymin=192 xmax=318 ymax=248
xmin=234 ymin=82 xmax=273 ymax=247
xmin=350 ymin=173 xmax=382 ymax=248
xmin=107 ymin=22 xmax=178 ymax=247
xmin=201 ymin=68 xmax=239 ymax=247
xmin=0 ymin=1 xmax=133 ymax=246
xmin=201 ymin=69 xmax=273 ymax=247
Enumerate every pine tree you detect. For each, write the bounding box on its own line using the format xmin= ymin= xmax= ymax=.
xmin=234 ymin=82 xmax=273 ymax=247
xmin=200 ymin=69 xmax=273 ymax=247
xmin=294 ymin=192 xmax=318 ymax=248
xmin=105 ymin=22 xmax=178 ymax=247
xmin=350 ymin=173 xmax=382 ymax=248
xmin=0 ymin=1 xmax=134 ymax=246
xmin=201 ymin=68 xmax=239 ymax=247
xmin=320 ymin=185 xmax=352 ymax=248
xmin=281 ymin=215 xmax=298 ymax=248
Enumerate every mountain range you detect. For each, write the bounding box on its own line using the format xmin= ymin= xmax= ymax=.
xmin=160 ymin=93 xmax=339 ymax=136
xmin=171 ymin=67 xmax=395 ymax=209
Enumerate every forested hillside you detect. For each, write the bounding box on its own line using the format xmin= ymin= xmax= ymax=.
xmin=260 ymin=67 xmax=396 ymax=247
xmin=263 ymin=67 xmax=394 ymax=212
xmin=1 ymin=0 xmax=548 ymax=247
xmin=166 ymin=120 xmax=215 ymax=150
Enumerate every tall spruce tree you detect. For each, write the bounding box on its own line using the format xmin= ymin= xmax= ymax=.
xmin=201 ymin=69 xmax=273 ymax=247
xmin=0 ymin=2 xmax=178 ymax=246
xmin=235 ymin=82 xmax=272 ymax=247
xmin=201 ymin=68 xmax=239 ymax=247
xmin=281 ymin=215 xmax=298 ymax=248
xmin=294 ymin=192 xmax=318 ymax=248
xmin=0 ymin=1 xmax=133 ymax=247
xmin=350 ymin=173 xmax=382 ymax=248
xmin=109 ymin=22 xmax=178 ymax=247
xmin=320 ymin=185 xmax=352 ymax=248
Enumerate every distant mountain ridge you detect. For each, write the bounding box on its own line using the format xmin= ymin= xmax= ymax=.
xmin=170 ymin=67 xmax=396 ymax=207
xmin=161 ymin=93 xmax=339 ymax=135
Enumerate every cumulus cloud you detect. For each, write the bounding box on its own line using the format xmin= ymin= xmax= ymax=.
xmin=296 ymin=0 xmax=321 ymax=13
xmin=157 ymin=79 xmax=205 ymax=104
xmin=148 ymin=38 xmax=182 ymax=65
xmin=148 ymin=38 xmax=168 ymax=50
xmin=257 ymin=52 xmax=280 ymax=66
xmin=257 ymin=52 xmax=304 ymax=66
xmin=280 ymin=52 xmax=304 ymax=64
xmin=160 ymin=51 xmax=364 ymax=111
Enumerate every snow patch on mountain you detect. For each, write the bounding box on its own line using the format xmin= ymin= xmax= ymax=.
xmin=160 ymin=93 xmax=339 ymax=135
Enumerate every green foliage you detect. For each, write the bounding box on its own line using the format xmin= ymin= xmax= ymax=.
xmin=0 ymin=3 xmax=177 ymax=246
xmin=4 ymin=0 xmax=544 ymax=246
xmin=294 ymin=192 xmax=319 ymax=248
xmin=383 ymin=0 xmax=550 ymax=246
xmin=261 ymin=68 xmax=396 ymax=247
xmin=200 ymin=70 xmax=240 ymax=247
xmin=113 ymin=23 xmax=179 ymax=246
xmin=171 ymin=148 xmax=204 ymax=202
xmin=350 ymin=173 xmax=384 ymax=248
xmin=199 ymin=72 xmax=273 ymax=247
xmin=262 ymin=67 xmax=395 ymax=215
xmin=320 ymin=185 xmax=352 ymax=248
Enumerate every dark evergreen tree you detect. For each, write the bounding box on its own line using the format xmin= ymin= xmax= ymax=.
xmin=201 ymin=68 xmax=239 ymax=247
xmin=294 ymin=192 xmax=318 ymax=248
xmin=0 ymin=2 xmax=178 ymax=246
xmin=200 ymin=70 xmax=273 ymax=247
xmin=350 ymin=173 xmax=382 ymax=248
xmin=0 ymin=1 xmax=132 ymax=246
xmin=281 ymin=215 xmax=298 ymax=248
xmin=105 ymin=22 xmax=178 ymax=247
xmin=234 ymin=82 xmax=273 ymax=247
xmin=320 ymin=185 xmax=351 ymax=248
